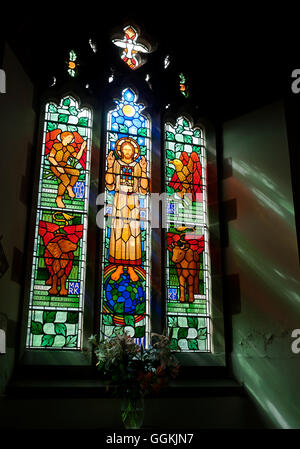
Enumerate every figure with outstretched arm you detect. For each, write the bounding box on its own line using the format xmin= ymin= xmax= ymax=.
xmin=48 ymin=131 xmax=87 ymax=208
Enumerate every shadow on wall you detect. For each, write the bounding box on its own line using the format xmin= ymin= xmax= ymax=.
xmin=222 ymin=101 xmax=300 ymax=429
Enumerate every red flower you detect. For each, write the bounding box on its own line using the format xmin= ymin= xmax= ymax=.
xmin=145 ymin=372 xmax=153 ymax=382
xmin=156 ymin=365 xmax=164 ymax=376
xmin=152 ymin=383 xmax=161 ymax=393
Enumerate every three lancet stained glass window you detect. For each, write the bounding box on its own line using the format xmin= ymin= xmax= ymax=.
xmin=26 ymin=25 xmax=213 ymax=355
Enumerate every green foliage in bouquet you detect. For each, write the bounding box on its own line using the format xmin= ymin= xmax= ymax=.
xmin=89 ymin=331 xmax=180 ymax=400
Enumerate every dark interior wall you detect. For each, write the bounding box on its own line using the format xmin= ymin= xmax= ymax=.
xmin=0 ymin=43 xmax=36 ymax=393
xmin=222 ymin=101 xmax=300 ymax=428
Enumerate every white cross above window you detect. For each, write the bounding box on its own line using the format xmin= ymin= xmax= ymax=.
xmin=112 ymin=25 xmax=150 ymax=70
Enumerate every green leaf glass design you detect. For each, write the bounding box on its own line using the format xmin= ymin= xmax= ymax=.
xmin=188 ymin=339 xmax=198 ymax=350
xmin=55 ymin=323 xmax=67 ymax=336
xmin=198 ymin=328 xmax=207 ymax=340
xmin=178 ymin=327 xmax=188 ymax=340
xmin=58 ymin=113 xmax=69 ymax=123
xmin=66 ymin=312 xmax=79 ymax=324
xmin=63 ymin=98 xmax=71 ymax=106
xmin=166 ymin=131 xmax=175 ymax=141
xmin=41 ymin=334 xmax=55 ymax=347
xmin=43 ymin=311 xmax=56 ymax=323
xmin=65 ymin=335 xmax=77 ymax=348
xmin=31 ymin=321 xmax=43 ymax=335
xmin=78 ymin=117 xmax=88 ymax=127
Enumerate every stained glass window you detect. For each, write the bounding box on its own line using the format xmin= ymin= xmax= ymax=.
xmin=67 ymin=50 xmax=78 ymax=78
xmin=179 ymin=73 xmax=189 ymax=98
xmin=164 ymin=117 xmax=212 ymax=352
xmin=100 ymin=88 xmax=151 ymax=347
xmin=112 ymin=25 xmax=150 ymax=70
xmin=26 ymin=96 xmax=92 ymax=349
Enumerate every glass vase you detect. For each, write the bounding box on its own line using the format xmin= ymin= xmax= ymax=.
xmin=120 ymin=395 xmax=144 ymax=429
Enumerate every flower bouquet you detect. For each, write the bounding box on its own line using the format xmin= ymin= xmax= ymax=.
xmin=89 ymin=331 xmax=179 ymax=428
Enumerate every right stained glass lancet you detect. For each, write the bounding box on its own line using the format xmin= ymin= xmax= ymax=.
xmin=164 ymin=117 xmax=212 ymax=352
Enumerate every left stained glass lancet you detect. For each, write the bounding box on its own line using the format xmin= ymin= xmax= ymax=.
xmin=100 ymin=88 xmax=151 ymax=347
xmin=26 ymin=96 xmax=92 ymax=349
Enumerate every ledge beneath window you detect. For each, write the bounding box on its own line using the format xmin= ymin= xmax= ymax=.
xmin=6 ymin=376 xmax=244 ymax=399
xmin=19 ymin=349 xmax=226 ymax=367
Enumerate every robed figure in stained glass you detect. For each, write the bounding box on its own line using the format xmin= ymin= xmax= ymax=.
xmin=105 ymin=137 xmax=149 ymax=282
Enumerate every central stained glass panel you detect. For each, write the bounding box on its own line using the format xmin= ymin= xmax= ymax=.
xmin=100 ymin=88 xmax=151 ymax=346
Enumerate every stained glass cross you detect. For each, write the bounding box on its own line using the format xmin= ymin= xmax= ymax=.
xmin=121 ymin=166 xmax=134 ymax=184
xmin=112 ymin=25 xmax=150 ymax=70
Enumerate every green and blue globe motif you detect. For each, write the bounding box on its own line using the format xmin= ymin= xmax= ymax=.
xmin=104 ymin=267 xmax=146 ymax=324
